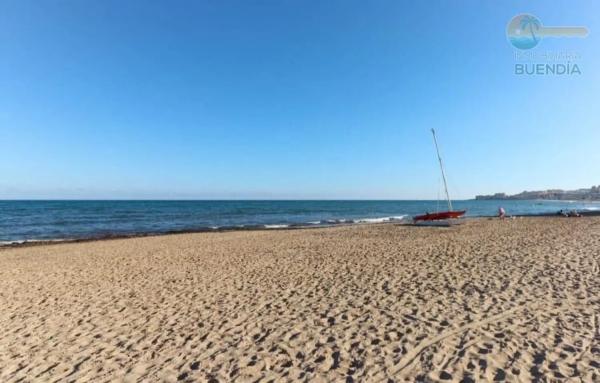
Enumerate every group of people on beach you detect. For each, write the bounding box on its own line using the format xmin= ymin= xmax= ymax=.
xmin=558 ymin=209 xmax=581 ymax=218
xmin=497 ymin=207 xmax=582 ymax=219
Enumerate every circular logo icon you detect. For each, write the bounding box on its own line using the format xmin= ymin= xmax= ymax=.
xmin=507 ymin=14 xmax=542 ymax=50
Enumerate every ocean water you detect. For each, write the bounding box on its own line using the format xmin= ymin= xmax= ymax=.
xmin=0 ymin=200 xmax=598 ymax=245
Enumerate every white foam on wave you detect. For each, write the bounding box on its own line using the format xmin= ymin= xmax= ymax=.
xmin=304 ymin=216 xmax=409 ymax=226
xmin=325 ymin=219 xmax=353 ymax=224
xmin=0 ymin=238 xmax=69 ymax=246
xmin=264 ymin=224 xmax=289 ymax=229
xmin=353 ymin=215 xmax=408 ymax=224
xmin=0 ymin=240 xmax=25 ymax=246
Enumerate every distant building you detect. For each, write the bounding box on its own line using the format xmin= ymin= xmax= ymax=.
xmin=475 ymin=185 xmax=600 ymax=200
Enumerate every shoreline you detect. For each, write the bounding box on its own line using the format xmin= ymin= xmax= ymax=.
xmin=2 ymin=210 xmax=600 ymax=249
xmin=1 ymin=216 xmax=598 ymax=381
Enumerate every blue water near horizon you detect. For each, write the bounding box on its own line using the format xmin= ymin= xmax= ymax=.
xmin=1 ymin=199 xmax=599 ymax=244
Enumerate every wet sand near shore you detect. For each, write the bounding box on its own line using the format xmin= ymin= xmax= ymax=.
xmin=0 ymin=217 xmax=599 ymax=382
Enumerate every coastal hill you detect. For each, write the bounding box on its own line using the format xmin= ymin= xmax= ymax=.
xmin=476 ymin=185 xmax=600 ymax=201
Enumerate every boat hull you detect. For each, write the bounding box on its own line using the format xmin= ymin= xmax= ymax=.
xmin=413 ymin=210 xmax=466 ymax=222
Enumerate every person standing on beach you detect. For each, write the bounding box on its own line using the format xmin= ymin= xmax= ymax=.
xmin=498 ymin=207 xmax=506 ymax=219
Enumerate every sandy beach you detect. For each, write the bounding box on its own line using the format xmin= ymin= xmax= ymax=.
xmin=0 ymin=217 xmax=598 ymax=382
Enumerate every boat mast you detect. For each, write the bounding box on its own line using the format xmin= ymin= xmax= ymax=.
xmin=431 ymin=128 xmax=453 ymax=211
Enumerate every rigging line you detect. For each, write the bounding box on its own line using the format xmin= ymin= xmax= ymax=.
xmin=431 ymin=128 xmax=453 ymax=211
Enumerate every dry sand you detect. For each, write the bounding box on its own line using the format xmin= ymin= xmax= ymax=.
xmin=0 ymin=217 xmax=599 ymax=382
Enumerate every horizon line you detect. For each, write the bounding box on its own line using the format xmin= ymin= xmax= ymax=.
xmin=0 ymin=198 xmax=478 ymax=202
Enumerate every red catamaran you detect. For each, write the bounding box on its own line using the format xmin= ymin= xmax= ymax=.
xmin=414 ymin=129 xmax=466 ymax=222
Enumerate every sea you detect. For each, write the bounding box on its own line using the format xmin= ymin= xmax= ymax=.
xmin=1 ymin=200 xmax=598 ymax=245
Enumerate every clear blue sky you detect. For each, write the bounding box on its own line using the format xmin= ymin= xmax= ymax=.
xmin=1 ymin=1 xmax=598 ymax=199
